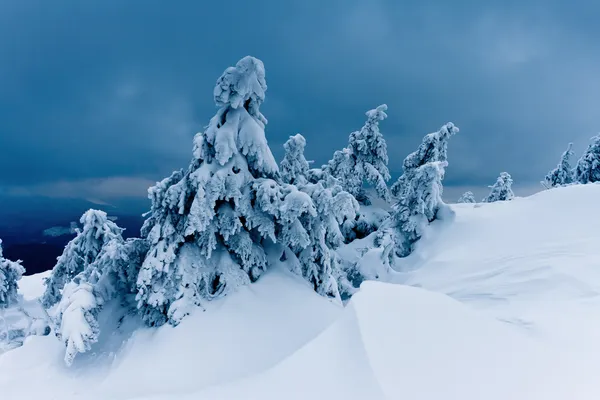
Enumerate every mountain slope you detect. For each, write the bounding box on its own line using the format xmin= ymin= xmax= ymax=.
xmin=2 ymin=183 xmax=600 ymax=399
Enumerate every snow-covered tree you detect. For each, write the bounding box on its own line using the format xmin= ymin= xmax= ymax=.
xmin=575 ymin=135 xmax=600 ymax=184
xmin=392 ymin=161 xmax=447 ymax=257
xmin=543 ymin=143 xmax=574 ymax=188
xmin=295 ymin=177 xmax=358 ymax=300
xmin=325 ymin=104 xmax=391 ymax=203
xmin=41 ymin=209 xmax=123 ymax=309
xmin=280 ymin=134 xmax=310 ymax=185
xmin=51 ymin=237 xmax=148 ymax=366
xmin=0 ymin=239 xmax=25 ymax=309
xmin=458 ymin=191 xmax=476 ymax=203
xmin=484 ymin=172 xmax=514 ymax=202
xmin=136 ymin=56 xmax=320 ymax=327
xmin=391 ymin=122 xmax=458 ymax=198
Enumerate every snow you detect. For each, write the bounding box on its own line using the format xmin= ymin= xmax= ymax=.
xmin=3 ymin=183 xmax=600 ymax=399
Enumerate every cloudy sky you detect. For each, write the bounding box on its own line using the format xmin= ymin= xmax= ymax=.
xmin=1 ymin=0 xmax=599 ymax=204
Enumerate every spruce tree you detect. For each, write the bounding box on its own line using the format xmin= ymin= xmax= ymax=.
xmin=391 ymin=122 xmax=458 ymax=198
xmin=0 ymin=239 xmax=25 ymax=309
xmin=325 ymin=105 xmax=391 ymax=203
xmin=484 ymin=172 xmax=514 ymax=202
xmin=52 ymin=237 xmax=148 ymax=366
xmin=392 ymin=161 xmax=447 ymax=257
xmin=41 ymin=209 xmax=123 ymax=309
xmin=543 ymin=143 xmax=574 ymax=188
xmin=575 ymin=135 xmax=600 ymax=183
xmin=458 ymin=191 xmax=476 ymax=203
xmin=280 ymin=134 xmax=310 ymax=185
xmin=136 ymin=57 xmax=317 ymax=326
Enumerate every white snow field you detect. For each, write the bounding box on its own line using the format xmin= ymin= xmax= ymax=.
xmin=2 ymin=183 xmax=600 ymax=399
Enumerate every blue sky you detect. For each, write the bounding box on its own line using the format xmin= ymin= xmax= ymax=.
xmin=1 ymin=0 xmax=599 ymax=203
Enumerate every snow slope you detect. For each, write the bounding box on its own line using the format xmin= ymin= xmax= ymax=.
xmin=2 ymin=184 xmax=600 ymax=399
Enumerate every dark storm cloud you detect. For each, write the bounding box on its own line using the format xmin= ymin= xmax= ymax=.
xmin=1 ymin=0 xmax=600 ymax=199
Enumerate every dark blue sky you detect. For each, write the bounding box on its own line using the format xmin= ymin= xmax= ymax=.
xmin=1 ymin=0 xmax=600 ymax=203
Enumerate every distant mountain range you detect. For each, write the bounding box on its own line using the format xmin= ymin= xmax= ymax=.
xmin=0 ymin=195 xmax=146 ymax=275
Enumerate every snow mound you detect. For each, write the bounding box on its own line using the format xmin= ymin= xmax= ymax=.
xmin=3 ymin=184 xmax=600 ymax=399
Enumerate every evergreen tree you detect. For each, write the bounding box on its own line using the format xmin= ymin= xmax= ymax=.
xmin=0 ymin=239 xmax=25 ymax=309
xmin=575 ymin=135 xmax=600 ymax=183
xmin=543 ymin=143 xmax=574 ymax=188
xmin=458 ymin=191 xmax=476 ymax=203
xmin=325 ymin=105 xmax=391 ymax=203
xmin=392 ymin=161 xmax=447 ymax=257
xmin=484 ymin=172 xmax=514 ymax=202
xmin=391 ymin=122 xmax=458 ymax=198
xmin=52 ymin=237 xmax=148 ymax=366
xmin=136 ymin=56 xmax=317 ymax=327
xmin=41 ymin=209 xmax=123 ymax=309
xmin=280 ymin=134 xmax=310 ymax=185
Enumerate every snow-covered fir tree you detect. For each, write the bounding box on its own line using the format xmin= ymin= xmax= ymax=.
xmin=391 ymin=161 xmax=448 ymax=257
xmin=280 ymin=134 xmax=310 ymax=185
xmin=458 ymin=191 xmax=476 ymax=203
xmin=51 ymin=237 xmax=148 ymax=366
xmin=41 ymin=209 xmax=124 ymax=309
xmin=390 ymin=122 xmax=458 ymax=198
xmin=136 ymin=56 xmax=324 ymax=327
xmin=0 ymin=239 xmax=25 ymax=309
xmin=543 ymin=143 xmax=574 ymax=188
xmin=575 ymin=135 xmax=600 ymax=184
xmin=325 ymin=104 xmax=391 ymax=203
xmin=484 ymin=172 xmax=514 ymax=202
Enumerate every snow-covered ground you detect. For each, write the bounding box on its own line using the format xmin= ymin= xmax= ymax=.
xmin=2 ymin=184 xmax=600 ymax=399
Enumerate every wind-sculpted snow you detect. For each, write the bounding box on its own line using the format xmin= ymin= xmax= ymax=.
xmin=3 ymin=184 xmax=600 ymax=399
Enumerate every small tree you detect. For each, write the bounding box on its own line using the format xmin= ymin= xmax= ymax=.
xmin=484 ymin=172 xmax=514 ymax=202
xmin=41 ymin=210 xmax=123 ymax=309
xmin=0 ymin=239 xmax=25 ymax=309
xmin=280 ymin=134 xmax=310 ymax=185
xmin=325 ymin=104 xmax=391 ymax=203
xmin=457 ymin=191 xmax=476 ymax=203
xmin=543 ymin=143 xmax=574 ymax=188
xmin=392 ymin=161 xmax=447 ymax=257
xmin=391 ymin=122 xmax=458 ymax=198
xmin=52 ymin=237 xmax=148 ymax=366
xmin=575 ymin=135 xmax=600 ymax=183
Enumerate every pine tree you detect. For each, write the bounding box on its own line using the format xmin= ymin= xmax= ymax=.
xmin=325 ymin=104 xmax=391 ymax=203
xmin=391 ymin=122 xmax=458 ymax=198
xmin=543 ymin=143 xmax=574 ymax=188
xmin=484 ymin=172 xmax=514 ymax=202
xmin=458 ymin=191 xmax=476 ymax=203
xmin=280 ymin=134 xmax=310 ymax=185
xmin=392 ymin=161 xmax=447 ymax=257
xmin=136 ymin=56 xmax=317 ymax=327
xmin=41 ymin=209 xmax=123 ymax=309
xmin=0 ymin=239 xmax=25 ymax=309
xmin=575 ymin=135 xmax=600 ymax=183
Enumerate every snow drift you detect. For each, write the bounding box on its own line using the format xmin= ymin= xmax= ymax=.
xmin=2 ymin=183 xmax=600 ymax=399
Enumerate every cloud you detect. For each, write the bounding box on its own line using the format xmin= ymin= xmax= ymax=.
xmin=1 ymin=0 xmax=599 ymax=201
xmin=4 ymin=176 xmax=155 ymax=203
